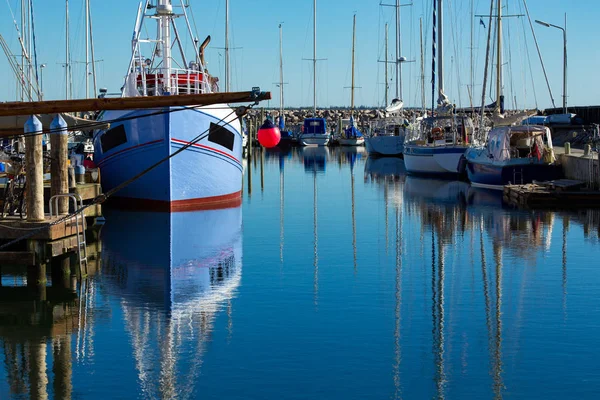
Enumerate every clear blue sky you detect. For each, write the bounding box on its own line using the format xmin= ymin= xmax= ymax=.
xmin=1 ymin=0 xmax=598 ymax=110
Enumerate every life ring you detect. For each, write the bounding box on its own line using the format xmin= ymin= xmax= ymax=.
xmin=432 ymin=127 xmax=443 ymax=140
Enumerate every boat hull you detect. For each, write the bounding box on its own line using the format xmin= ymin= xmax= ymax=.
xmin=94 ymin=104 xmax=243 ymax=211
xmin=339 ymin=137 xmax=365 ymax=146
xmin=403 ymin=145 xmax=468 ymax=177
xmin=467 ymin=160 xmax=563 ymax=190
xmin=365 ymin=135 xmax=404 ymax=156
xmin=300 ymin=135 xmax=330 ymax=146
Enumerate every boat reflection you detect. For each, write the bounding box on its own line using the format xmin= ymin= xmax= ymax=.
xmin=101 ymin=206 xmax=242 ymax=398
xmin=302 ymin=146 xmax=329 ymax=173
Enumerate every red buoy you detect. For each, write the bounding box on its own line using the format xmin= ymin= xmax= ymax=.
xmin=257 ymin=118 xmax=281 ymax=148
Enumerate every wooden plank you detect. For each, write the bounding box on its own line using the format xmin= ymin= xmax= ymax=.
xmin=0 ymin=251 xmax=35 ymax=266
xmin=71 ymin=183 xmax=101 ymax=201
xmin=47 ymin=235 xmax=78 ymax=258
xmin=0 ymin=90 xmax=271 ymax=117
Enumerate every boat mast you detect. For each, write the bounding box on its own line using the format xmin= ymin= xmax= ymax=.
xmin=351 ymin=14 xmax=356 ymax=114
xmin=225 ymin=0 xmax=230 ymax=92
xmin=158 ymin=0 xmax=172 ymax=94
xmin=279 ymin=23 xmax=284 ymax=118
xmin=470 ymin=0 xmax=474 ymax=110
xmin=65 ymin=0 xmax=70 ymax=99
xmin=313 ymin=0 xmax=317 ymax=116
xmin=496 ymin=0 xmax=503 ymax=113
xmin=85 ymin=0 xmax=89 ymax=98
xmin=420 ymin=17 xmax=425 ymax=114
xmin=385 ymin=23 xmax=389 ymax=106
xmin=88 ymin=0 xmax=98 ymax=97
xmin=20 ymin=0 xmax=26 ymax=101
xmin=395 ymin=0 xmax=401 ymax=100
xmin=437 ymin=0 xmax=444 ymax=106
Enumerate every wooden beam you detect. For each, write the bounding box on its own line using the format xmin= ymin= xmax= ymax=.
xmin=0 ymin=90 xmax=271 ymax=117
xmin=0 ymin=251 xmax=36 ymax=266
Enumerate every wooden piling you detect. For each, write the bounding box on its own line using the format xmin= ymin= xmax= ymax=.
xmin=51 ymin=254 xmax=71 ymax=288
xmin=50 ymin=115 xmax=69 ymax=214
xmin=25 ymin=116 xmax=45 ymax=221
xmin=248 ymin=119 xmax=253 ymax=160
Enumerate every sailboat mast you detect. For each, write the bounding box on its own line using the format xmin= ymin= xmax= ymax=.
xmin=313 ymin=0 xmax=317 ymax=116
xmin=420 ymin=17 xmax=425 ymax=113
xmin=437 ymin=0 xmax=444 ymax=104
xmin=385 ymin=23 xmax=389 ymax=106
xmin=395 ymin=0 xmax=401 ymax=100
xmin=85 ymin=0 xmax=89 ymax=98
xmin=351 ymin=14 xmax=356 ymax=113
xmin=496 ymin=0 xmax=503 ymax=112
xmin=65 ymin=0 xmax=70 ymax=100
xmin=470 ymin=0 xmax=474 ymax=109
xmin=225 ymin=0 xmax=230 ymax=92
xmin=89 ymin=0 xmax=97 ymax=96
xmin=279 ymin=23 xmax=284 ymax=117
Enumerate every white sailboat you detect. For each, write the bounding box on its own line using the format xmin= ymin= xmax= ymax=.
xmin=299 ymin=0 xmax=329 ymax=147
xmin=339 ymin=14 xmax=364 ymax=147
xmin=403 ymin=0 xmax=475 ymax=177
xmin=365 ymin=1 xmax=407 ymax=156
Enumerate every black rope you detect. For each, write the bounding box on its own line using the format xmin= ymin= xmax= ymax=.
xmin=0 ymin=105 xmax=250 ymax=251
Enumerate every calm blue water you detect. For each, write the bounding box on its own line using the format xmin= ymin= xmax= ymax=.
xmin=2 ymin=147 xmax=600 ymax=399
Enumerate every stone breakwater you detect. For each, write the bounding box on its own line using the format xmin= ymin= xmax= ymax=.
xmin=246 ymin=108 xmax=418 ymax=132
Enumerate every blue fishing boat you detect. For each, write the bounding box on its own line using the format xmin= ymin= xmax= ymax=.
xmin=94 ymin=1 xmax=243 ymax=211
xmin=465 ymin=125 xmax=561 ymax=189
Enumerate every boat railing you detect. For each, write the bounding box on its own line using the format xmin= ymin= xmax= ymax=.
xmin=136 ymin=68 xmax=213 ymax=96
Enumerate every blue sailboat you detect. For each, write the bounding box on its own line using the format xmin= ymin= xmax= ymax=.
xmin=339 ymin=116 xmax=365 ymax=146
xmin=299 ymin=0 xmax=330 ymax=147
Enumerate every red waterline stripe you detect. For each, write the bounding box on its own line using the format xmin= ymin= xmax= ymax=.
xmin=171 ymin=138 xmax=241 ymax=164
xmin=97 ymin=139 xmax=164 ymax=167
xmin=106 ymin=191 xmax=242 ymax=212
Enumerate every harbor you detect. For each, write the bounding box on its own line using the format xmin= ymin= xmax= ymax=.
xmin=1 ymin=0 xmax=600 ymax=398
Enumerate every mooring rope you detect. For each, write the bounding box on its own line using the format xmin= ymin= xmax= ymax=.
xmin=0 ymin=105 xmax=250 ymax=251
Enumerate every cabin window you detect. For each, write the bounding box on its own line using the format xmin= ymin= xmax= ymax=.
xmin=208 ymin=122 xmax=235 ymax=151
xmin=101 ymin=125 xmax=127 ymax=153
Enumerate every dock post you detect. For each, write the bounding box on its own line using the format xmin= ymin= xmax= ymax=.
xmin=584 ymin=144 xmax=592 ymax=157
xmin=248 ymin=119 xmax=253 ymax=160
xmin=260 ymin=147 xmax=264 ymax=192
xmin=564 ymin=142 xmax=571 ymax=155
xmin=338 ymin=116 xmax=343 ymax=135
xmin=50 ymin=115 xmax=70 ymax=214
xmin=24 ymin=116 xmax=45 ymax=221
xmin=51 ymin=254 xmax=71 ymax=288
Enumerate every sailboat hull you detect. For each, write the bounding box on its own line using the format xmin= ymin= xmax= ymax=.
xmin=339 ymin=137 xmax=365 ymax=146
xmin=365 ymin=135 xmax=404 ymax=156
xmin=94 ymin=104 xmax=243 ymax=211
xmin=403 ymin=144 xmax=468 ymax=177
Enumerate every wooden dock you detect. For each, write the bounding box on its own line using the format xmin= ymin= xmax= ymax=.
xmin=504 ymin=179 xmax=600 ymax=209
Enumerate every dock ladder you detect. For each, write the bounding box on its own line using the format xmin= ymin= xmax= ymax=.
xmin=49 ymin=194 xmax=88 ymax=276
xmin=513 ymin=167 xmax=524 ymax=185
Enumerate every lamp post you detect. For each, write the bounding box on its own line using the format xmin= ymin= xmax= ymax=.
xmin=536 ymin=14 xmax=567 ymax=114
xmin=40 ymin=63 xmax=47 ymax=100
